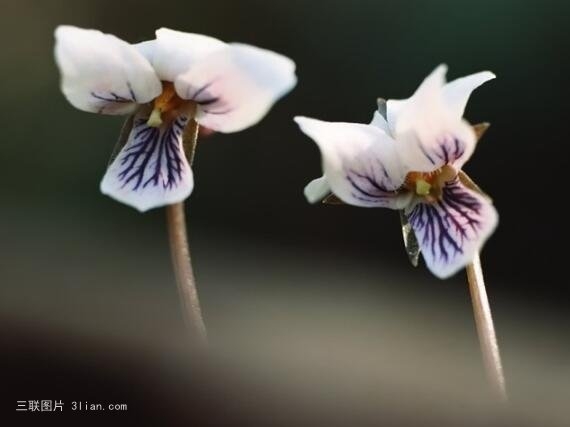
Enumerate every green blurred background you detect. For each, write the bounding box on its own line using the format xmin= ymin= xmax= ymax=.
xmin=1 ymin=0 xmax=569 ymax=425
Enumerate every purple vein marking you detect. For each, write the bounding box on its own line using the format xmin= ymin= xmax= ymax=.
xmin=91 ymin=82 xmax=137 ymax=113
xmin=407 ymin=180 xmax=483 ymax=264
xmin=191 ymin=81 xmax=215 ymax=100
xmin=419 ymin=135 xmax=466 ymax=167
xmin=197 ymin=97 xmax=220 ymax=105
xmin=187 ymin=78 xmax=233 ymax=111
xmin=117 ymin=116 xmax=189 ymax=192
xmin=346 ymin=169 xmax=395 ymax=204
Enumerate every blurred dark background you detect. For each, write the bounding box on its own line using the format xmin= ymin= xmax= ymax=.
xmin=1 ymin=0 xmax=569 ymax=425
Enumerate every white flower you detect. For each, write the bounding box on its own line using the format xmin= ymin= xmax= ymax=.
xmin=296 ymin=65 xmax=498 ymax=278
xmin=54 ymin=26 xmax=296 ymax=212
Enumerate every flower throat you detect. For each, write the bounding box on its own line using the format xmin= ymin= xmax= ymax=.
xmin=404 ymin=165 xmax=457 ymax=202
xmin=147 ymin=82 xmax=188 ymax=127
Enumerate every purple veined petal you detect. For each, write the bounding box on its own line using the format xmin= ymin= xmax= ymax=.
xmin=177 ymin=43 xmax=297 ymax=133
xmin=405 ymin=179 xmax=498 ymax=278
xmin=397 ymin=123 xmax=476 ymax=173
xmin=54 ymin=26 xmax=162 ymax=115
xmin=295 ymin=117 xmax=412 ymax=209
xmin=100 ymin=112 xmax=194 ymax=212
xmin=394 ymin=65 xmax=477 ymax=172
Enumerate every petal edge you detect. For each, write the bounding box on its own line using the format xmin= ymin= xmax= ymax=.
xmin=304 ymin=176 xmax=331 ymax=204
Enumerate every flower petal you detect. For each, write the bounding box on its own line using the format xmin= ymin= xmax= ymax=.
xmin=134 ymin=40 xmax=157 ymax=64
xmin=386 ymin=68 xmax=495 ymax=131
xmin=176 ymin=44 xmax=297 ymax=133
xmin=386 ymin=98 xmax=406 ymax=135
xmin=370 ymin=110 xmax=390 ymax=133
xmin=150 ymin=28 xmax=226 ymax=82
xmin=304 ymin=176 xmax=331 ymax=204
xmin=100 ymin=112 xmax=194 ymax=211
xmin=394 ymin=65 xmax=477 ymax=172
xmin=405 ymin=179 xmax=498 ymax=278
xmin=443 ymin=71 xmax=496 ymax=119
xmin=295 ymin=117 xmax=411 ymax=209
xmin=385 ymin=65 xmax=451 ymax=134
xmin=54 ymin=26 xmax=162 ymax=115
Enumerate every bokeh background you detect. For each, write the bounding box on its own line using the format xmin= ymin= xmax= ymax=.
xmin=1 ymin=0 xmax=569 ymax=425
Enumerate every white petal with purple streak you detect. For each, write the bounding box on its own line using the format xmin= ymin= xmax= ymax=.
xmin=295 ymin=117 xmax=412 ymax=209
xmin=405 ymin=179 xmax=498 ymax=278
xmin=394 ymin=65 xmax=477 ymax=172
xmin=54 ymin=26 xmax=162 ymax=115
xmin=100 ymin=112 xmax=194 ymax=212
xmin=176 ymin=43 xmax=297 ymax=133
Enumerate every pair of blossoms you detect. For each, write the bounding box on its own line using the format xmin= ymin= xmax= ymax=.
xmin=55 ymin=26 xmax=498 ymax=279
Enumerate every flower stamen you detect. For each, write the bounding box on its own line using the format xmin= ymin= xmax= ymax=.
xmin=147 ymin=82 xmax=187 ymax=127
xmin=404 ymin=165 xmax=457 ymax=202
xmin=415 ymin=179 xmax=432 ymax=196
xmin=147 ymin=108 xmax=163 ymax=127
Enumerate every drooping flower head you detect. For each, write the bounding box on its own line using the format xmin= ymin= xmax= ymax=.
xmin=296 ymin=65 xmax=498 ymax=278
xmin=55 ymin=26 xmax=296 ymax=211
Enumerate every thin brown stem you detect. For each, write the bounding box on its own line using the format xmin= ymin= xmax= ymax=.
xmin=466 ymin=254 xmax=507 ymax=401
xmin=166 ymin=202 xmax=207 ymax=345
xmin=166 ymin=118 xmax=207 ymax=346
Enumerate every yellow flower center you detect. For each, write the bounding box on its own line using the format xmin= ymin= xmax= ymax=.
xmin=404 ymin=165 xmax=457 ymax=202
xmin=146 ymin=82 xmax=192 ymax=127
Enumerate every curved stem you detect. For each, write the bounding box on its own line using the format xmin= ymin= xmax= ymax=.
xmin=166 ymin=118 xmax=207 ymax=346
xmin=466 ymin=254 xmax=507 ymax=401
xmin=166 ymin=202 xmax=207 ymax=345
